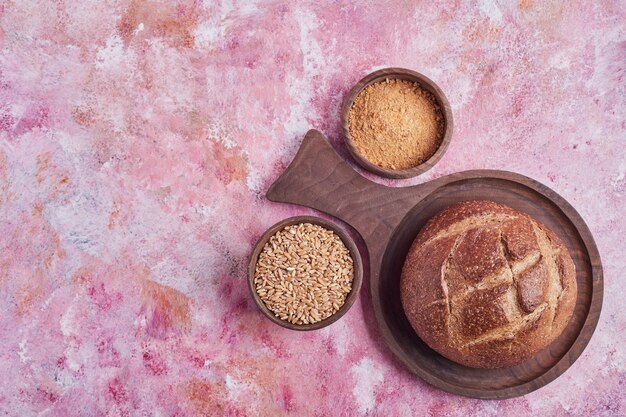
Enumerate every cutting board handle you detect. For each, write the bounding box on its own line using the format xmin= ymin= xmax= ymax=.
xmin=266 ymin=129 xmax=426 ymax=242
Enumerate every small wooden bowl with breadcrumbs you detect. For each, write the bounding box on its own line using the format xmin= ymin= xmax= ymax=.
xmin=248 ymin=216 xmax=363 ymax=331
xmin=342 ymin=67 xmax=453 ymax=179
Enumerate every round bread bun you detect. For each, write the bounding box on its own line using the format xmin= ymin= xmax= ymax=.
xmin=400 ymin=200 xmax=577 ymax=368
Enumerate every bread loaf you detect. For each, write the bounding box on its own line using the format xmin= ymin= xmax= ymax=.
xmin=400 ymin=200 xmax=577 ymax=368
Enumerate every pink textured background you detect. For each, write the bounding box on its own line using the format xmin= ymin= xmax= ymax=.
xmin=0 ymin=1 xmax=624 ymax=416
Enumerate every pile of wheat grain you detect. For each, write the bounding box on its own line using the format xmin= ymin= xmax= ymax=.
xmin=254 ymin=223 xmax=354 ymax=325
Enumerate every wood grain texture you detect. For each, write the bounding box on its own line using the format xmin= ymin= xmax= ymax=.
xmin=340 ymin=68 xmax=454 ymax=179
xmin=247 ymin=215 xmax=363 ymax=331
xmin=267 ymin=129 xmax=603 ymax=399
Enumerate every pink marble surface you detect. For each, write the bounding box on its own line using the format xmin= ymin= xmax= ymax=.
xmin=0 ymin=1 xmax=624 ymax=416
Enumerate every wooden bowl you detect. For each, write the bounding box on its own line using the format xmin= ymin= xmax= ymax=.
xmin=267 ymin=130 xmax=603 ymax=398
xmin=341 ymin=67 xmax=453 ymax=179
xmin=248 ymin=215 xmax=363 ymax=331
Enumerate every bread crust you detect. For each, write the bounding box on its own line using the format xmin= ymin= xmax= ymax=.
xmin=400 ymin=200 xmax=577 ymax=368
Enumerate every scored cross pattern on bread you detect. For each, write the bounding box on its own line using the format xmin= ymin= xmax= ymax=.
xmin=400 ymin=200 xmax=577 ymax=369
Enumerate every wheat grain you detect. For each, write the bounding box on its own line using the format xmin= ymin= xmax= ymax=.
xmin=254 ymin=223 xmax=354 ymax=325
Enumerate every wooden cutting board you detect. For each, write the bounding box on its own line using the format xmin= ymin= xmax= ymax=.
xmin=266 ymin=129 xmax=603 ymax=399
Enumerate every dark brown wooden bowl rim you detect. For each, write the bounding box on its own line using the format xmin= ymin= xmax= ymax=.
xmin=341 ymin=67 xmax=454 ymax=179
xmin=247 ymin=215 xmax=364 ymax=331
